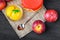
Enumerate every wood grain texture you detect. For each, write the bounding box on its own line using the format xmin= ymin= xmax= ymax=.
xmin=2 ymin=0 xmax=46 ymax=38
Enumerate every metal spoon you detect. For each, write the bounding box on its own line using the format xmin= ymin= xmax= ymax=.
xmin=18 ymin=11 xmax=39 ymax=30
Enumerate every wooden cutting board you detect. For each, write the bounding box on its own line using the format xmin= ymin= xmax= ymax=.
xmin=2 ymin=0 xmax=46 ymax=38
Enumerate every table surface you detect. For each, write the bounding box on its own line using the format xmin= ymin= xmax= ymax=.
xmin=0 ymin=0 xmax=60 ymax=40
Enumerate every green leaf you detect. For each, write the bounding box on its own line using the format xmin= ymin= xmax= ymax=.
xmin=12 ymin=10 xmax=20 ymax=14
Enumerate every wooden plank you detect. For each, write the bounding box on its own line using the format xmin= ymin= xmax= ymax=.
xmin=2 ymin=0 xmax=46 ymax=38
